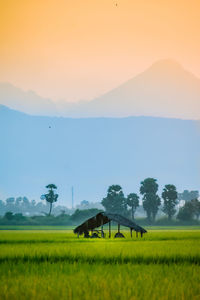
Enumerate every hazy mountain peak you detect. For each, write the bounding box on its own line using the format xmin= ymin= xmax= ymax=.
xmin=0 ymin=82 xmax=58 ymax=116
xmin=0 ymin=59 xmax=200 ymax=119
xmin=142 ymin=59 xmax=194 ymax=82
xmin=148 ymin=59 xmax=183 ymax=71
xmin=71 ymin=59 xmax=200 ymax=119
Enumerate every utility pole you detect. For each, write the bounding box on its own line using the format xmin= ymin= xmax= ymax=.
xmin=71 ymin=186 xmax=74 ymax=209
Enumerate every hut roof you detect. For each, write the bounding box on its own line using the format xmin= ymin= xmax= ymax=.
xmin=74 ymin=212 xmax=147 ymax=235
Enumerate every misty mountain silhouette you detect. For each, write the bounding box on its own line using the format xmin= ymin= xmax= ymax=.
xmin=0 ymin=59 xmax=200 ymax=119
xmin=0 ymin=82 xmax=57 ymax=116
xmin=68 ymin=59 xmax=200 ymax=119
xmin=1 ymin=104 xmax=200 ymax=203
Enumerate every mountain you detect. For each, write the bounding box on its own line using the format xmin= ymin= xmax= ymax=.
xmin=0 ymin=104 xmax=200 ymax=205
xmin=64 ymin=59 xmax=200 ymax=119
xmin=0 ymin=82 xmax=58 ymax=116
xmin=1 ymin=60 xmax=200 ymax=119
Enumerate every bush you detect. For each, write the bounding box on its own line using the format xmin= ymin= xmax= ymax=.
xmin=4 ymin=212 xmax=14 ymax=220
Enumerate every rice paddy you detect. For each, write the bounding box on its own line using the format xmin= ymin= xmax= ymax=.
xmin=0 ymin=227 xmax=200 ymax=300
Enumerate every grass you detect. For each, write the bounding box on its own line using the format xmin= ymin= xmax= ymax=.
xmin=0 ymin=227 xmax=200 ymax=299
xmin=1 ymin=225 xmax=200 ymax=230
xmin=0 ymin=225 xmax=75 ymax=230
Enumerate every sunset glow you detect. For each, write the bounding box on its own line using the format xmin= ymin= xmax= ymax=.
xmin=0 ymin=0 xmax=200 ymax=101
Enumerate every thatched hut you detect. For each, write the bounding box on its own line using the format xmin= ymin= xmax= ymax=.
xmin=74 ymin=212 xmax=147 ymax=238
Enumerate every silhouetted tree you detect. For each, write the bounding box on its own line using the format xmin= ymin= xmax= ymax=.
xmin=191 ymin=199 xmax=200 ymax=219
xmin=41 ymin=184 xmax=58 ymax=215
xmin=162 ymin=184 xmax=178 ymax=220
xmin=6 ymin=198 xmax=15 ymax=211
xmin=21 ymin=197 xmax=30 ymax=212
xmin=16 ymin=197 xmax=22 ymax=208
xmin=14 ymin=213 xmax=25 ymax=221
xmin=31 ymin=200 xmax=36 ymax=207
xmin=101 ymin=185 xmax=126 ymax=215
xmin=177 ymin=201 xmax=194 ymax=221
xmin=140 ymin=178 xmax=160 ymax=222
xmin=0 ymin=200 xmax=4 ymax=209
xmin=126 ymin=193 xmax=139 ymax=220
xmin=4 ymin=211 xmax=14 ymax=220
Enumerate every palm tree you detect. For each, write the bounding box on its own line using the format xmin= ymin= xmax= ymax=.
xmin=41 ymin=184 xmax=58 ymax=215
xmin=127 ymin=193 xmax=139 ymax=220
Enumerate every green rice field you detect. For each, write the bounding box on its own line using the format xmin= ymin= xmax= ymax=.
xmin=0 ymin=227 xmax=200 ymax=300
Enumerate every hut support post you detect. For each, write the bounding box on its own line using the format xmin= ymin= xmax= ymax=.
xmin=118 ymin=223 xmax=120 ymax=233
xmin=101 ymin=225 xmax=104 ymax=237
xmin=101 ymin=218 xmax=104 ymax=238
xmin=130 ymin=228 xmax=132 ymax=238
xmin=109 ymin=221 xmax=111 ymax=238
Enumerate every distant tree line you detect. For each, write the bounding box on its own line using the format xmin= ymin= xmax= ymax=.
xmin=1 ymin=179 xmax=199 ymax=225
xmin=101 ymin=178 xmax=200 ymax=223
xmin=0 ymin=196 xmax=71 ymax=216
xmin=0 ymin=208 xmax=102 ymax=226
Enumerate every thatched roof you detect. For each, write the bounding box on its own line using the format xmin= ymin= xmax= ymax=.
xmin=74 ymin=212 xmax=147 ymax=235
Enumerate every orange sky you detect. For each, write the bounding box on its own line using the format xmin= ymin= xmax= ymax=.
xmin=0 ymin=0 xmax=200 ymax=101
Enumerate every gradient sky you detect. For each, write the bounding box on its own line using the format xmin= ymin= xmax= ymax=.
xmin=0 ymin=0 xmax=200 ymax=101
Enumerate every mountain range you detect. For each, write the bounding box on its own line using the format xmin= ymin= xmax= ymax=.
xmin=0 ymin=105 xmax=200 ymax=205
xmin=0 ymin=59 xmax=200 ymax=119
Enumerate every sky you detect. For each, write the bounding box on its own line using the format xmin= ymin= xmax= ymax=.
xmin=0 ymin=0 xmax=200 ymax=102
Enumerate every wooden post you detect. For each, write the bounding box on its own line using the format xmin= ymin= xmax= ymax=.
xmin=136 ymin=231 xmax=138 ymax=238
xmin=109 ymin=221 xmax=111 ymax=238
xmin=130 ymin=228 xmax=132 ymax=238
xmin=118 ymin=223 xmax=120 ymax=233
xmin=101 ymin=225 xmax=104 ymax=238
xmin=101 ymin=218 xmax=104 ymax=238
xmin=77 ymin=233 xmax=79 ymax=238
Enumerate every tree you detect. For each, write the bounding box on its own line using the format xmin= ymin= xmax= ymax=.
xmin=6 ymin=197 xmax=15 ymax=211
xmin=16 ymin=197 xmax=22 ymax=207
xmin=31 ymin=200 xmax=36 ymax=207
xmin=176 ymin=197 xmax=200 ymax=222
xmin=177 ymin=201 xmax=194 ymax=221
xmin=191 ymin=199 xmax=200 ymax=219
xmin=80 ymin=200 xmax=89 ymax=208
xmin=126 ymin=193 xmax=139 ymax=220
xmin=41 ymin=184 xmax=58 ymax=215
xmin=140 ymin=178 xmax=161 ymax=222
xmin=4 ymin=211 xmax=14 ymax=220
xmin=21 ymin=197 xmax=30 ymax=212
xmin=0 ymin=200 xmax=5 ymax=209
xmin=101 ymin=185 xmax=127 ymax=215
xmin=14 ymin=213 xmax=25 ymax=221
xmin=162 ymin=184 xmax=178 ymax=220
xmin=6 ymin=198 xmax=15 ymax=205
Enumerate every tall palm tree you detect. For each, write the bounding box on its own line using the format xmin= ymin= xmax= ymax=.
xmin=127 ymin=193 xmax=139 ymax=220
xmin=41 ymin=184 xmax=58 ymax=215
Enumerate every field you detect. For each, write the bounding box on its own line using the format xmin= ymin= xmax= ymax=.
xmin=0 ymin=227 xmax=200 ymax=300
